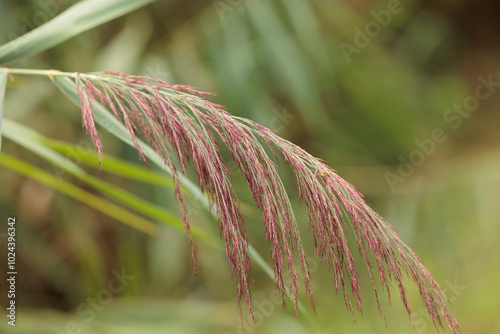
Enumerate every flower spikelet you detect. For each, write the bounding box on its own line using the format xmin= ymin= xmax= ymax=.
xmin=73 ymin=72 xmax=460 ymax=333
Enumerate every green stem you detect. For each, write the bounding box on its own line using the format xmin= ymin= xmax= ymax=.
xmin=0 ymin=154 xmax=160 ymax=236
xmin=4 ymin=67 xmax=108 ymax=81
xmin=5 ymin=68 xmax=74 ymax=77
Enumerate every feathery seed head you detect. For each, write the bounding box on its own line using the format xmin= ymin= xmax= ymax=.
xmin=74 ymin=71 xmax=460 ymax=333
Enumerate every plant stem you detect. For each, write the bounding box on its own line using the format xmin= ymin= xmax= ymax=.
xmin=4 ymin=68 xmax=106 ymax=80
xmin=5 ymin=68 xmax=74 ymax=77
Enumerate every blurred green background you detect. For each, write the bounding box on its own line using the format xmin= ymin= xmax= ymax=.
xmin=1 ymin=0 xmax=499 ymax=333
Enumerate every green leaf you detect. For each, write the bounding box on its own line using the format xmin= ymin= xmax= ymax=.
xmin=0 ymin=69 xmax=6 ymax=150
xmin=0 ymin=0 xmax=155 ymax=65
xmin=0 ymin=153 xmax=159 ymax=236
xmin=2 ymin=119 xmax=217 ymax=246
xmin=41 ymin=138 xmax=176 ymax=189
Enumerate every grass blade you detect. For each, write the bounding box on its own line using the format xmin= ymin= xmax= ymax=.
xmin=40 ymin=137 xmax=176 ymax=189
xmin=1 ymin=119 xmax=216 ymax=246
xmin=0 ymin=0 xmax=155 ymax=65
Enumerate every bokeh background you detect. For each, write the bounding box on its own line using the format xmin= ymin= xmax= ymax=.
xmin=1 ymin=0 xmax=499 ymax=333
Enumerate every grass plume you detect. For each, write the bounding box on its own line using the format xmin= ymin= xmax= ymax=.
xmin=73 ymin=71 xmax=460 ymax=333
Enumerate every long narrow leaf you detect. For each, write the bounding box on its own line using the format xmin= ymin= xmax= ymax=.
xmin=1 ymin=119 xmax=216 ymax=245
xmin=0 ymin=0 xmax=155 ymax=65
xmin=0 ymin=153 xmax=158 ymax=235
xmin=41 ymin=137 xmax=176 ymax=189
xmin=0 ymin=69 xmax=7 ymax=150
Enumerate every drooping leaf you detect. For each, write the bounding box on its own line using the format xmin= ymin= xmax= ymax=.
xmin=0 ymin=0 xmax=155 ymax=65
